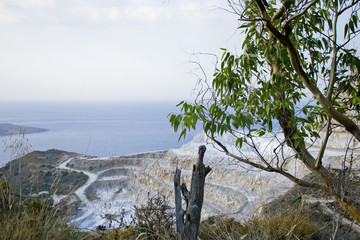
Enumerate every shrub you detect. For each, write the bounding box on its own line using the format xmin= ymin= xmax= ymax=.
xmin=132 ymin=193 xmax=176 ymax=239
xmin=98 ymin=193 xmax=176 ymax=240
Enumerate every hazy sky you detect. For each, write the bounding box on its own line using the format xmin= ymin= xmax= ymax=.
xmin=0 ymin=0 xmax=241 ymax=102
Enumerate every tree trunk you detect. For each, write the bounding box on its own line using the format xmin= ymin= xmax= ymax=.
xmin=174 ymin=145 xmax=211 ymax=240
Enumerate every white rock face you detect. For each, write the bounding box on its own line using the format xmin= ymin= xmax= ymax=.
xmin=309 ymin=130 xmax=360 ymax=150
xmin=58 ymin=131 xmax=359 ymax=230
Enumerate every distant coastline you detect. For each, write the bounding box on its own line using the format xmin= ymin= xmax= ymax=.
xmin=0 ymin=102 xmax=199 ymax=167
xmin=0 ymin=123 xmax=47 ymax=136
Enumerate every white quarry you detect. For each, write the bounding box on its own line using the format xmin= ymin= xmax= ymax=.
xmin=55 ymin=131 xmax=360 ymax=231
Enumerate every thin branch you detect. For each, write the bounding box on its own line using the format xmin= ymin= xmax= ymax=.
xmin=208 ymin=134 xmax=327 ymax=190
xmin=271 ymin=4 xmax=285 ymax=22
xmin=337 ymin=0 xmax=360 ymax=15
xmin=315 ymin=28 xmax=360 ymax=64
xmin=315 ymin=117 xmax=332 ymax=169
xmin=275 ymin=168 xmax=327 ymax=190
xmin=248 ymin=134 xmax=274 ymax=169
xmin=282 ymin=0 xmax=319 ymax=31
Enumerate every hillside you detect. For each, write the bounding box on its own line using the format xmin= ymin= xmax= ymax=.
xmin=0 ymin=149 xmax=88 ymax=196
xmin=0 ymin=134 xmax=360 ymax=239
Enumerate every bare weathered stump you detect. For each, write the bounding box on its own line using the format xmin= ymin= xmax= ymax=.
xmin=174 ymin=145 xmax=211 ymax=240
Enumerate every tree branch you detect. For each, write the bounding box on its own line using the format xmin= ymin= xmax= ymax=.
xmin=253 ymin=0 xmax=360 ymax=142
xmin=315 ymin=118 xmax=332 ymax=169
xmin=282 ymin=0 xmax=319 ymax=31
xmin=337 ymin=0 xmax=360 ymax=15
xmin=208 ymin=134 xmax=327 ymax=190
xmin=326 ymin=8 xmax=339 ymax=101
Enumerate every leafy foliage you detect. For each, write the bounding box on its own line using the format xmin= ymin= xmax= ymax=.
xmin=169 ymin=0 xmax=360 ymax=165
xmin=170 ymin=0 xmax=360 ymax=147
xmin=169 ymin=0 xmax=360 ymax=223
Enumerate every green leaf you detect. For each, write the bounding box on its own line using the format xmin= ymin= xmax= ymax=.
xmin=344 ymin=24 xmax=349 ymax=38
xmin=178 ymin=129 xmax=187 ymax=141
xmin=256 ymin=129 xmax=266 ymax=137
xmin=204 ymin=122 xmax=212 ymax=132
xmin=294 ymin=139 xmax=300 ymax=148
xmin=266 ymin=103 xmax=271 ymax=116
xmin=176 ymin=101 xmax=184 ymax=107
xmin=236 ymin=137 xmax=244 ymax=148
xmin=349 ymin=20 xmax=355 ymax=34
xmin=211 ymin=124 xmax=216 ymax=136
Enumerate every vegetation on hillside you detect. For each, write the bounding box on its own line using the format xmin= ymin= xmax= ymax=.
xmin=0 ymin=150 xmax=359 ymax=239
xmin=0 ymin=149 xmax=88 ymax=196
xmin=2 ymin=174 xmax=359 ymax=239
xmin=0 ymin=173 xmax=90 ymax=240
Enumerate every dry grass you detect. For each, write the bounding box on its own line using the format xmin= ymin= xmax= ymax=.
xmin=2 ymin=171 xmax=359 ymax=240
xmin=0 ymin=174 xmax=92 ymax=240
xmin=198 ymin=206 xmax=321 ymax=240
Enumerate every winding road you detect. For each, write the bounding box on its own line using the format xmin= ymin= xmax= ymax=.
xmin=57 ymin=156 xmax=134 ymax=230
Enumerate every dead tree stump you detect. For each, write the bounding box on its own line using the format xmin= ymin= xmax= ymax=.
xmin=174 ymin=145 xmax=211 ymax=240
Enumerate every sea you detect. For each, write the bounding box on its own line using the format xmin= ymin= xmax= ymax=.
xmin=0 ymin=101 xmax=200 ymax=167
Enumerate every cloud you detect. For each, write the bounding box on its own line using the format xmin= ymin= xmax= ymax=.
xmin=70 ymin=7 xmax=102 ymax=22
xmin=108 ymin=7 xmax=120 ymax=22
xmin=68 ymin=2 xmax=165 ymax=24
xmin=121 ymin=1 xmax=216 ymax=23
xmin=2 ymin=0 xmax=55 ymax=8
xmin=70 ymin=6 xmax=126 ymax=23
xmin=123 ymin=5 xmax=162 ymax=21
xmin=0 ymin=3 xmax=23 ymax=23
xmin=0 ymin=0 xmax=241 ymax=102
xmin=0 ymin=1 xmax=224 ymax=26
xmin=179 ymin=2 xmax=203 ymax=20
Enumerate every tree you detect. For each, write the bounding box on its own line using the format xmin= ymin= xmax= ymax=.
xmin=174 ymin=145 xmax=211 ymax=240
xmin=169 ymin=0 xmax=360 ymax=223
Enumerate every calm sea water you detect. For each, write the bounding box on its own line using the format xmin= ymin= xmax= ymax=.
xmin=0 ymin=102 xmax=199 ymax=166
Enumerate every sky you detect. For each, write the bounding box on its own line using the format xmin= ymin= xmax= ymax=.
xmin=0 ymin=0 xmax=242 ymax=102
